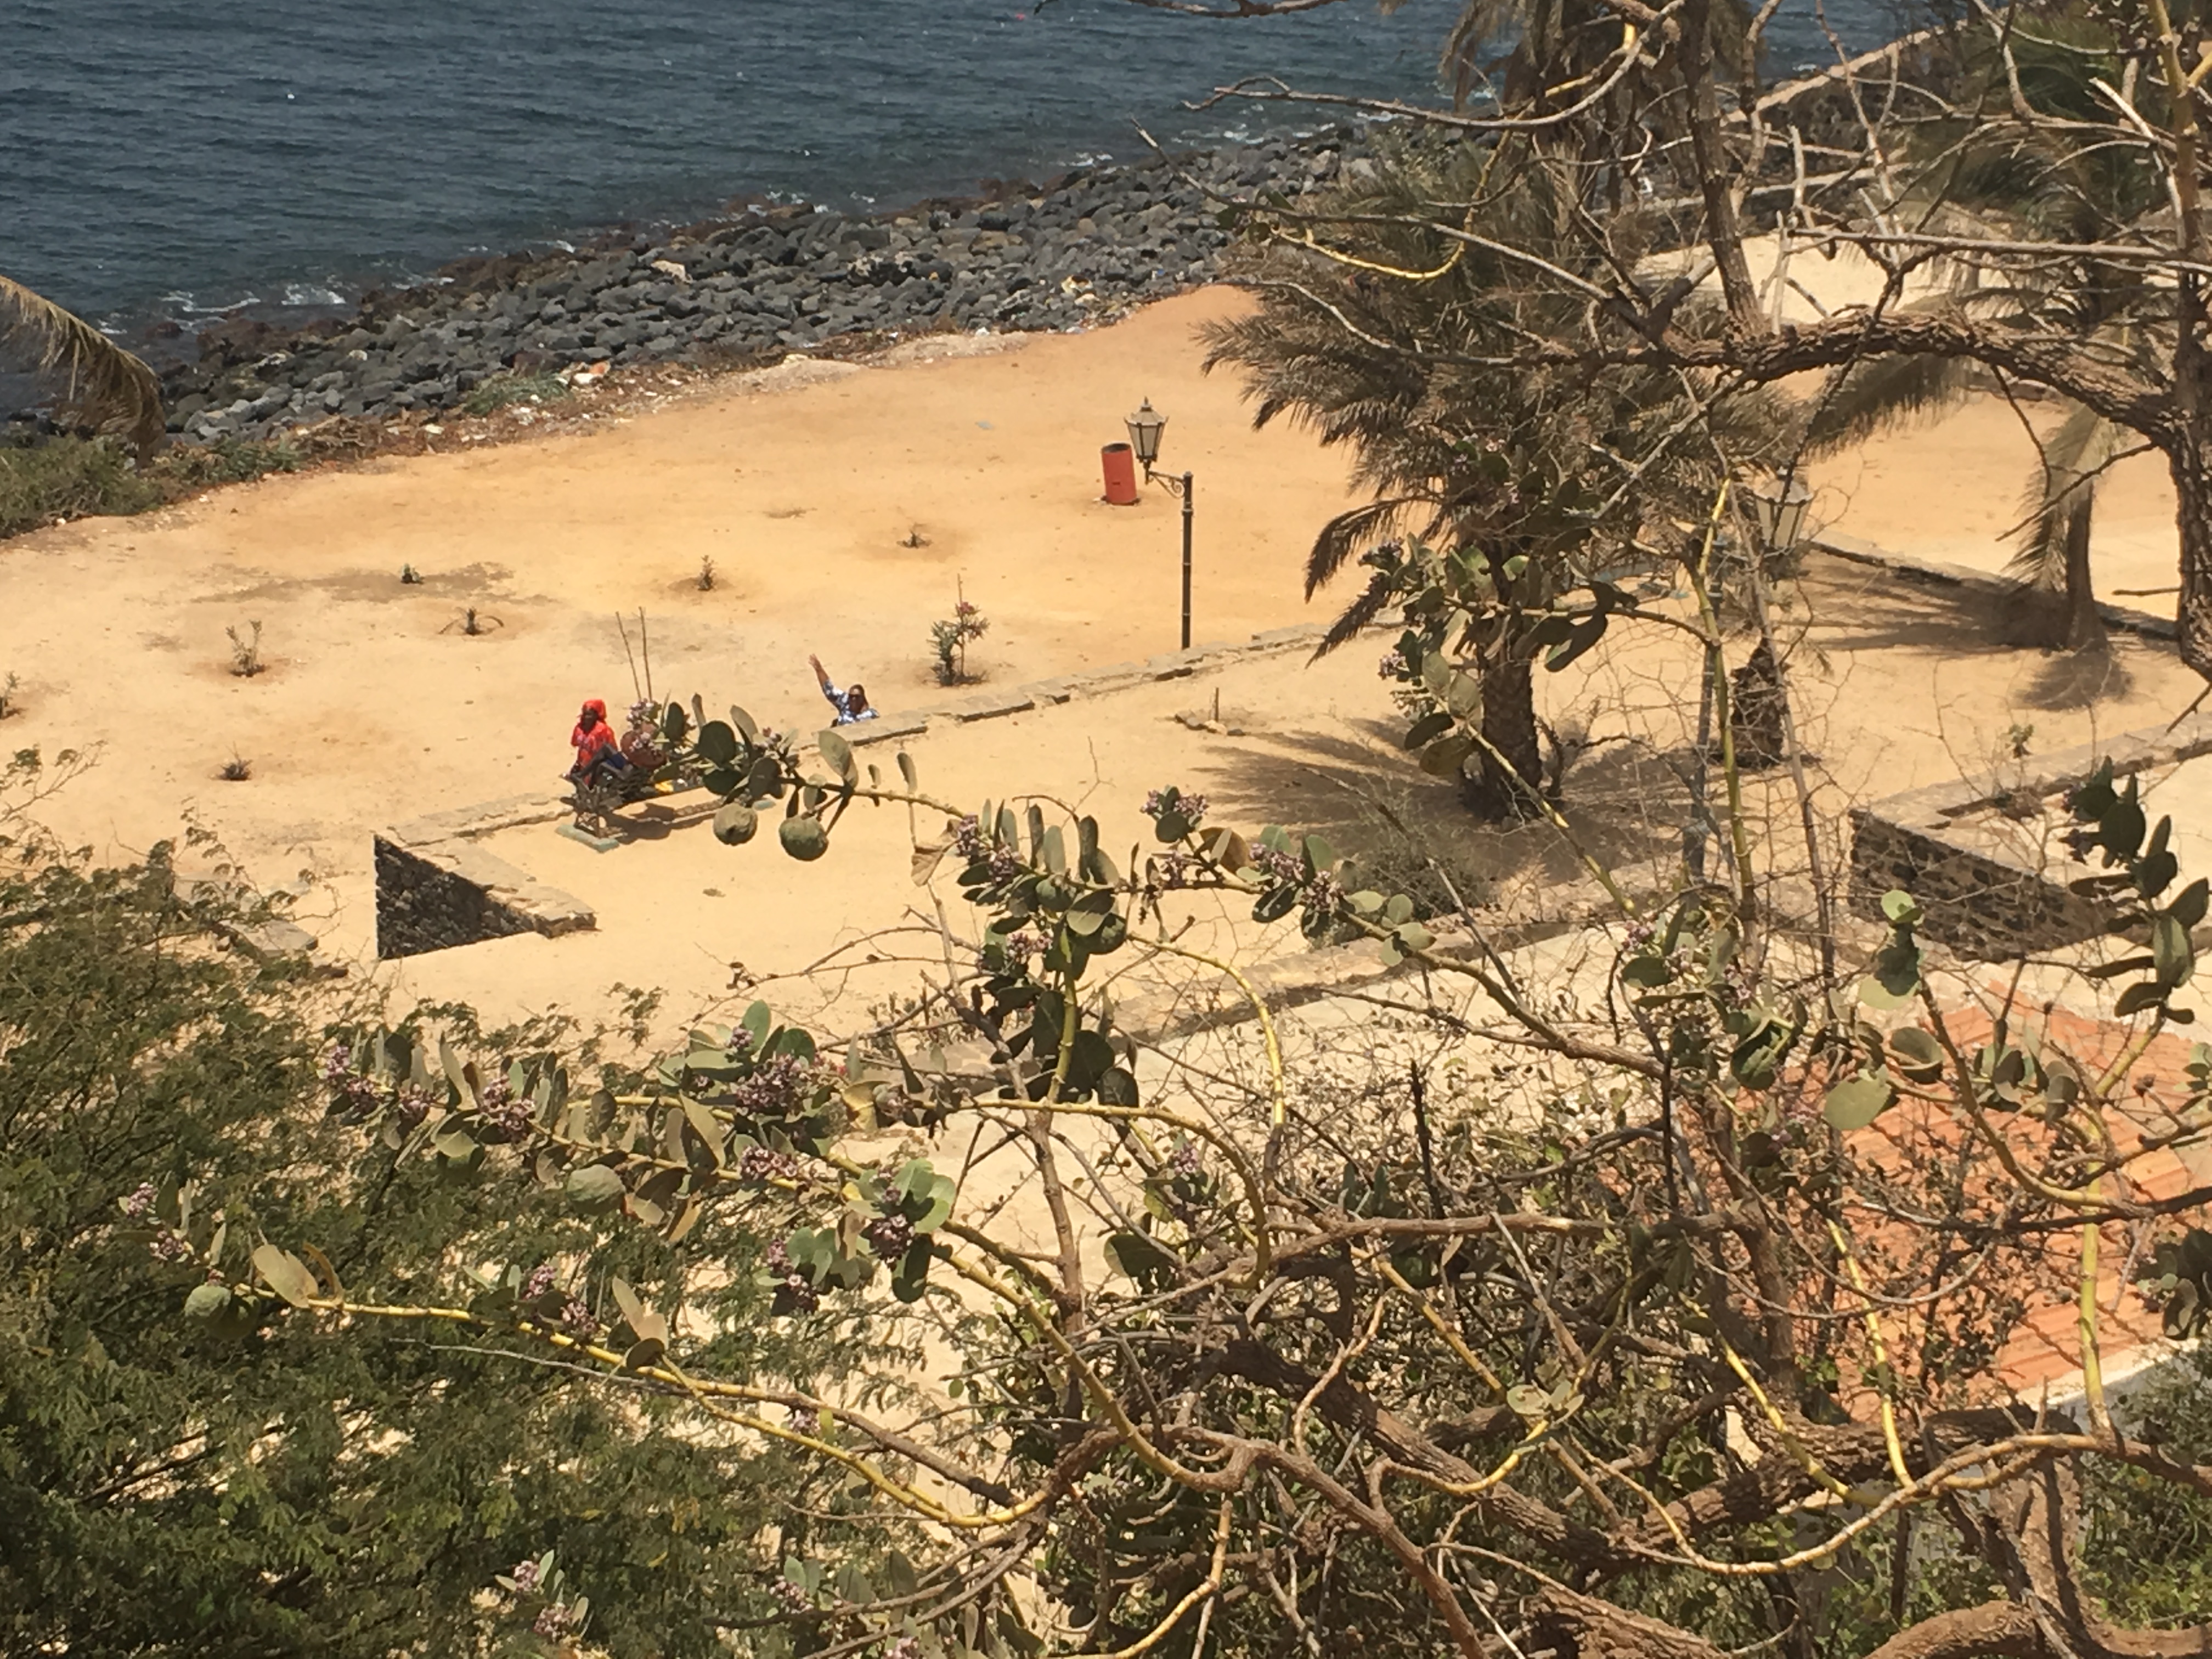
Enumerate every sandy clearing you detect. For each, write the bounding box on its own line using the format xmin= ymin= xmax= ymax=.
xmin=0 ymin=288 xmax=1353 ymax=882
xmin=2 ymin=284 xmax=2205 ymax=1040
xmin=1808 ymin=396 xmax=2180 ymax=603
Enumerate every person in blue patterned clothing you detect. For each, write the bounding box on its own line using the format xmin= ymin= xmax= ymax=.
xmin=809 ymin=654 xmax=877 ymax=726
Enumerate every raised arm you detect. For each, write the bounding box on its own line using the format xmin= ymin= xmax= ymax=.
xmin=808 ymin=654 xmax=833 ymax=692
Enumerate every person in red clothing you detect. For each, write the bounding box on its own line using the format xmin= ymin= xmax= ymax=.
xmin=568 ymin=698 xmax=630 ymax=785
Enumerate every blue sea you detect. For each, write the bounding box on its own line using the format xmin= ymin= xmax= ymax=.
xmin=2 ymin=0 xmax=1889 ymax=342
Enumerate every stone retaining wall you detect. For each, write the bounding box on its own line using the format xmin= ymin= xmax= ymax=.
xmin=374 ymin=792 xmax=596 ymax=960
xmin=1848 ymin=710 xmax=2212 ymax=959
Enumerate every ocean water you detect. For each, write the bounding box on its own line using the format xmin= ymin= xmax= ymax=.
xmin=2 ymin=0 xmax=1886 ymax=339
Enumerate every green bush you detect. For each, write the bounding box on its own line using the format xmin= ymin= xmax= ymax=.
xmin=462 ymin=371 xmax=571 ymax=416
xmin=0 ymin=437 xmax=165 ymax=538
xmin=0 ymin=770 xmax=860 ymax=1658
xmin=2086 ymin=1347 xmax=2212 ymax=1627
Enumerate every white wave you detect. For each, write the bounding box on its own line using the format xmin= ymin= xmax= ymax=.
xmin=160 ymin=289 xmax=261 ymax=315
xmin=281 ymin=282 xmax=347 ymax=307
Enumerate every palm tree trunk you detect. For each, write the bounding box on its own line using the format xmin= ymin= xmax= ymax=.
xmin=1462 ymin=642 xmax=1542 ymax=820
xmin=2175 ymin=288 xmax=2212 ymax=679
xmin=2004 ymin=499 xmax=2106 ymax=651
xmin=2061 ymin=499 xmax=2105 ymax=650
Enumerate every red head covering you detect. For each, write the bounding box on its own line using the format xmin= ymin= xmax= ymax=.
xmin=572 ymin=699 xmax=618 ymax=767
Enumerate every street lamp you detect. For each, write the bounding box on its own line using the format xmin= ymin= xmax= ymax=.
xmin=1749 ymin=472 xmax=1813 ymax=566
xmin=1126 ymin=396 xmax=1196 ymax=650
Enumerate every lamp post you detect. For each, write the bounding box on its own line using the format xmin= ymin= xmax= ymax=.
xmin=1126 ymin=397 xmax=1195 ymax=650
xmin=1748 ymin=472 xmax=1813 ymax=569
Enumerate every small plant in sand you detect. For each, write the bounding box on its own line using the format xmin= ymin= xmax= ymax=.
xmin=0 ymin=673 xmax=19 ymax=719
xmin=900 ymin=522 xmax=930 ymax=549
xmin=225 ymin=621 xmax=264 ymax=677
xmin=929 ymin=584 xmax=988 ymax=685
xmin=399 ymin=563 xmax=423 ymax=585
xmin=442 ymin=608 xmax=503 ymax=636
xmin=218 ymin=753 xmax=252 ymax=781
xmin=696 ymin=555 xmax=715 ymax=592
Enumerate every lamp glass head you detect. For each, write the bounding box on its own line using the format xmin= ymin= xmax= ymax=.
xmin=1751 ymin=474 xmax=1812 ymax=551
xmin=1126 ymin=397 xmax=1166 ymax=467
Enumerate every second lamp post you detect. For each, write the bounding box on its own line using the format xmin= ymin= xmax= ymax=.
xmin=1125 ymin=397 xmax=1195 ymax=650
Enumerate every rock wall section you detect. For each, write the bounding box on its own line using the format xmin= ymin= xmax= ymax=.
xmin=375 ymin=794 xmax=595 ymax=960
xmin=1849 ymin=712 xmax=2212 ymax=959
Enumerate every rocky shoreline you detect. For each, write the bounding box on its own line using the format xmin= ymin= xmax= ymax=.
xmin=159 ymin=129 xmax=1366 ymax=447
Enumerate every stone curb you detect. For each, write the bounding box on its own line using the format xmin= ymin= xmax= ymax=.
xmin=847 ymin=624 xmax=1328 ymax=749
xmin=376 ymin=794 xmax=599 ymax=960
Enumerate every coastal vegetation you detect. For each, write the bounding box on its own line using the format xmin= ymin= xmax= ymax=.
xmin=4 ymin=0 xmax=2212 ymax=1655
xmin=0 ymin=758 xmax=870 ymax=1658
xmin=0 ymin=433 xmax=303 ymax=540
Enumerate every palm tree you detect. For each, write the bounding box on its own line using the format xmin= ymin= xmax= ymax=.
xmin=1 ymin=273 xmax=165 ymax=462
xmin=1205 ymin=140 xmax=1785 ymax=817
xmin=1801 ymin=303 xmax=2147 ymax=653
xmin=1797 ymin=10 xmax=2174 ymax=651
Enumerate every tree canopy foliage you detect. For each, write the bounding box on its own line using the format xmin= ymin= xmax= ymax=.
xmin=0 ymin=757 xmax=883 ymax=1657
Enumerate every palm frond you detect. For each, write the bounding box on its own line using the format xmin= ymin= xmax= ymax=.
xmin=1306 ymin=498 xmax=1419 ymax=599
xmin=1 ymin=273 xmax=165 ymax=462
xmin=2006 ymin=402 xmax=2126 ymax=587
xmin=1800 ymin=352 xmax=1979 ymax=458
xmin=1312 ymin=568 xmax=1397 ymax=660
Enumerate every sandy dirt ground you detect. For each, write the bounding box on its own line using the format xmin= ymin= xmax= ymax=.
xmin=1809 ymin=396 xmax=2180 ymax=602
xmin=0 ymin=285 xmax=2203 ymax=1038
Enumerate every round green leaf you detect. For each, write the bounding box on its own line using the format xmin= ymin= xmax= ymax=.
xmin=183 ymin=1283 xmax=233 ymax=1322
xmin=1887 ymin=1026 xmax=1945 ymax=1082
xmin=696 ymin=720 xmax=740 ymax=766
xmin=1823 ymin=1073 xmax=1895 ymax=1131
xmin=565 ymin=1163 xmax=626 ymax=1213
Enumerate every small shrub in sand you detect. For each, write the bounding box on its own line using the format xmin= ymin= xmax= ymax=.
xmin=442 ymin=607 xmax=503 ymax=637
xmin=225 ymin=620 xmax=264 ymax=677
xmin=218 ymin=753 xmax=252 ymax=781
xmin=461 ymin=371 xmax=570 ymax=417
xmin=0 ymin=674 xmax=18 ymax=719
xmin=696 ymin=555 xmax=715 ymax=592
xmin=929 ymin=586 xmax=989 ymax=685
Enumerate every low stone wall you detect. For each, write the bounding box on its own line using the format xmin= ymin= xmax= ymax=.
xmin=374 ymin=792 xmax=595 ymax=960
xmin=1813 ymin=533 xmax=2177 ymax=644
xmin=847 ymin=625 xmax=1327 ymax=747
xmin=1848 ymin=710 xmax=2212 ymax=959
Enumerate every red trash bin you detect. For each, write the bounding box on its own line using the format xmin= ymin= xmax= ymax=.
xmin=1101 ymin=441 xmax=1140 ymax=505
